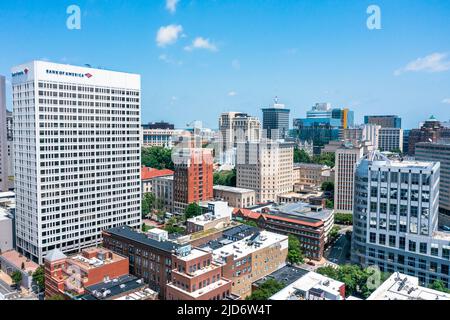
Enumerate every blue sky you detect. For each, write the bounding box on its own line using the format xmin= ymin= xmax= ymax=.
xmin=1 ymin=0 xmax=450 ymax=129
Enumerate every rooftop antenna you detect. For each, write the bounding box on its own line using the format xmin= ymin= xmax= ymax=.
xmin=274 ymin=96 xmax=279 ymax=104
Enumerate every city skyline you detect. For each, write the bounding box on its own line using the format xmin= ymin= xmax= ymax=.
xmin=0 ymin=0 xmax=450 ymax=129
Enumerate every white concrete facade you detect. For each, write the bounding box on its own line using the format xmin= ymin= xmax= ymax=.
xmin=11 ymin=61 xmax=141 ymax=263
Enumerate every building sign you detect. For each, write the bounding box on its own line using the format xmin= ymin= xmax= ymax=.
xmin=11 ymin=68 xmax=29 ymax=77
xmin=46 ymin=69 xmax=93 ymax=78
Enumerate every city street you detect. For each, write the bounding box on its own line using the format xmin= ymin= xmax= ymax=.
xmin=324 ymin=230 xmax=352 ymax=266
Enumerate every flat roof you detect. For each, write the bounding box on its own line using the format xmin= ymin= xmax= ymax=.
xmin=0 ymin=250 xmax=39 ymax=273
xmin=211 ymin=230 xmax=288 ymax=261
xmin=104 ymin=226 xmax=180 ymax=253
xmin=367 ymin=273 xmax=450 ymax=300
xmin=270 ymin=202 xmax=334 ymax=222
xmin=253 ymin=265 xmax=309 ymax=288
xmin=213 ymin=185 xmax=255 ymax=194
xmin=82 ymin=275 xmax=147 ymax=300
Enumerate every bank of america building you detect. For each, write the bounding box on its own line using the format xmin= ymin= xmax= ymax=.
xmin=12 ymin=61 xmax=141 ymax=263
xmin=352 ymin=152 xmax=450 ymax=289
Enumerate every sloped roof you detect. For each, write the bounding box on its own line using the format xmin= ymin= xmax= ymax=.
xmin=44 ymin=249 xmax=67 ymax=262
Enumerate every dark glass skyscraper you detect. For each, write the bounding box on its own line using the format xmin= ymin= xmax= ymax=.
xmin=364 ymin=115 xmax=402 ymax=128
xmin=262 ymin=99 xmax=290 ymax=140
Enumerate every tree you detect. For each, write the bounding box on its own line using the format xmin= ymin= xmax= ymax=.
xmin=246 ymin=279 xmax=285 ymax=300
xmin=11 ymin=271 xmax=23 ymax=289
xmin=429 ymin=280 xmax=450 ymax=293
xmin=184 ymin=203 xmax=203 ymax=219
xmin=142 ymin=224 xmax=154 ymax=233
xmin=141 ymin=193 xmax=156 ymax=218
xmin=294 ymin=148 xmax=312 ymax=164
xmin=321 ymin=181 xmax=335 ymax=193
xmin=287 ymin=235 xmax=304 ymax=265
xmin=325 ymin=199 xmax=334 ymax=209
xmin=330 ymin=226 xmax=340 ymax=240
xmin=334 ymin=213 xmax=353 ymax=225
xmin=164 ymin=217 xmax=184 ymax=234
xmin=214 ymin=169 xmax=236 ymax=187
xmin=141 ymin=147 xmax=174 ymax=170
xmin=312 ymin=152 xmax=335 ymax=167
xmin=32 ymin=266 xmax=45 ymax=292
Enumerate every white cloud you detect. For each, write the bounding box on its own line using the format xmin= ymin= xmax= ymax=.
xmin=184 ymin=37 xmax=218 ymax=52
xmin=166 ymin=0 xmax=179 ymax=14
xmin=231 ymin=59 xmax=240 ymax=70
xmin=395 ymin=52 xmax=450 ymax=76
xmin=156 ymin=24 xmax=183 ymax=47
xmin=228 ymin=91 xmax=237 ymax=97
xmin=158 ymin=54 xmax=183 ymax=66
xmin=442 ymin=98 xmax=450 ymax=104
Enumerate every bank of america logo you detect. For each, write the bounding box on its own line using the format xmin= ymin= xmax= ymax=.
xmin=24 ymin=68 xmax=29 ymax=74
xmin=85 ymin=73 xmax=93 ymax=78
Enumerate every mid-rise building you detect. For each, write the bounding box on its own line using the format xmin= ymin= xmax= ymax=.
xmin=186 ymin=201 xmax=233 ymax=234
xmin=0 ymin=75 xmax=8 ymax=192
xmin=12 ymin=61 xmax=142 ymax=263
xmin=236 ymin=140 xmax=294 ymax=203
xmin=234 ymin=202 xmax=334 ymax=260
xmin=142 ymin=127 xmax=174 ymax=148
xmin=153 ymin=175 xmax=174 ymax=212
xmin=408 ymin=116 xmax=450 ymax=155
xmin=293 ymin=163 xmax=331 ymax=187
xmin=213 ymin=185 xmax=256 ymax=208
xmin=173 ymin=148 xmax=214 ymax=213
xmin=379 ymin=128 xmax=404 ymax=153
xmin=364 ymin=115 xmax=402 ymax=129
xmin=0 ymin=208 xmax=14 ymax=252
xmin=166 ymin=247 xmax=234 ymax=300
xmin=44 ymin=247 xmax=129 ymax=299
xmin=268 ymin=269 xmax=345 ymax=300
xmin=141 ymin=166 xmax=174 ymax=194
xmin=415 ymin=141 xmax=450 ymax=215
xmin=340 ymin=124 xmax=381 ymax=150
xmin=262 ymin=99 xmax=290 ymax=140
xmin=102 ymin=226 xmax=181 ymax=299
xmin=367 ymin=272 xmax=450 ymax=300
xmin=204 ymin=230 xmax=288 ymax=298
xmin=351 ymin=152 xmax=450 ymax=289
xmin=334 ymin=143 xmax=365 ymax=213
xmin=218 ymin=112 xmax=261 ymax=165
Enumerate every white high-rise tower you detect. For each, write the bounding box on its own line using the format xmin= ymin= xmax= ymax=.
xmin=0 ymin=75 xmax=8 ymax=192
xmin=12 ymin=61 xmax=142 ymax=263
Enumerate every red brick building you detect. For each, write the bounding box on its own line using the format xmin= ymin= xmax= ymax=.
xmin=408 ymin=116 xmax=450 ymax=155
xmin=173 ymin=148 xmax=213 ymax=213
xmin=44 ymin=247 xmax=129 ymax=299
xmin=166 ymin=247 xmax=234 ymax=300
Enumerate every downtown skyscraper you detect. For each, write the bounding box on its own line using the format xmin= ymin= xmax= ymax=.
xmin=11 ymin=61 xmax=142 ymax=263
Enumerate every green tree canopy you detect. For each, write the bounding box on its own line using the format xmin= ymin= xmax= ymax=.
xmin=11 ymin=271 xmax=23 ymax=287
xmin=47 ymin=294 xmax=65 ymax=301
xmin=32 ymin=266 xmax=45 ymax=291
xmin=321 ymin=181 xmax=335 ymax=192
xmin=214 ymin=169 xmax=236 ymax=187
xmin=246 ymin=279 xmax=286 ymax=300
xmin=294 ymin=148 xmax=312 ymax=163
xmin=185 ymin=203 xmax=203 ymax=219
xmin=141 ymin=147 xmax=174 ymax=170
xmin=287 ymin=235 xmax=304 ymax=265
xmin=429 ymin=280 xmax=450 ymax=293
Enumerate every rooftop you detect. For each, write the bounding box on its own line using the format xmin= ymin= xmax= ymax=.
xmin=104 ymin=226 xmax=180 ymax=253
xmin=213 ymin=185 xmax=256 ymax=194
xmin=269 ymin=202 xmax=334 ymax=223
xmin=82 ymin=275 xmax=151 ymax=300
xmin=209 ymin=230 xmax=288 ymax=262
xmin=141 ymin=167 xmax=174 ymax=181
xmin=69 ymin=248 xmax=126 ymax=270
xmin=269 ymin=271 xmax=344 ymax=300
xmin=253 ymin=265 xmax=309 ymax=288
xmin=367 ymin=273 xmax=450 ymax=300
xmin=0 ymin=250 xmax=39 ymax=274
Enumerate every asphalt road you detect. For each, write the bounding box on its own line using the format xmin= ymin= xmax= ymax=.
xmin=325 ymin=233 xmax=351 ymax=265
